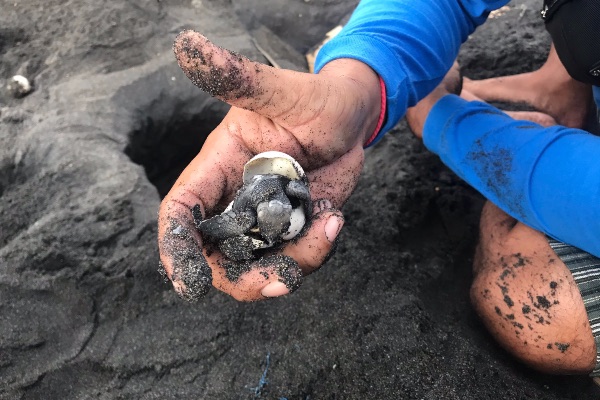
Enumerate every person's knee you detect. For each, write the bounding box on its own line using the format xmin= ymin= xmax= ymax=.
xmin=470 ymin=232 xmax=596 ymax=375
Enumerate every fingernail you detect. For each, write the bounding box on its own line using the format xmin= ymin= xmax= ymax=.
xmin=261 ymin=281 xmax=290 ymax=298
xmin=325 ymin=215 xmax=344 ymax=243
xmin=313 ymin=199 xmax=332 ymax=214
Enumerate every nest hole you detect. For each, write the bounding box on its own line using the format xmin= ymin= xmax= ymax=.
xmin=125 ymin=101 xmax=229 ymax=198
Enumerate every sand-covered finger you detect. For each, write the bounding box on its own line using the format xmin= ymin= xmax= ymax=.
xmin=158 ymin=212 xmax=213 ymax=301
xmin=173 ymin=30 xmax=316 ymax=121
xmin=208 ymin=253 xmax=303 ymax=301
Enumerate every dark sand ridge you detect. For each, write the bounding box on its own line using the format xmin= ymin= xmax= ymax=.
xmin=1 ymin=0 xmax=599 ymax=398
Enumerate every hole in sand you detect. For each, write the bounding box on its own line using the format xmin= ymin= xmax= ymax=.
xmin=125 ymin=101 xmax=229 ymax=198
xmin=0 ymin=162 xmax=16 ymax=199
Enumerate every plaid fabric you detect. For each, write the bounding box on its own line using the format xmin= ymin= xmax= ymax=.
xmin=548 ymin=238 xmax=600 ymax=376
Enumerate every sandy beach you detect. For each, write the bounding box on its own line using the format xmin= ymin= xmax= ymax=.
xmin=1 ymin=0 xmax=599 ymax=398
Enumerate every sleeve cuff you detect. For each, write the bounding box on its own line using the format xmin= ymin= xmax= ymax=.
xmin=422 ymin=94 xmax=470 ymax=155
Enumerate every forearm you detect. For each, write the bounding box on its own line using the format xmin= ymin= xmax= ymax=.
xmin=314 ymin=0 xmax=509 ymax=145
xmin=424 ymin=95 xmax=600 ymax=257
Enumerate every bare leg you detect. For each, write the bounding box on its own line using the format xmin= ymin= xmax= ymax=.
xmin=407 ymin=59 xmax=598 ymax=374
xmin=471 ymin=201 xmax=596 ymax=374
xmin=463 ymin=45 xmax=594 ymax=129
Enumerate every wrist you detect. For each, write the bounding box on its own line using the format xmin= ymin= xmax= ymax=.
xmin=406 ymin=62 xmax=461 ymax=140
xmin=318 ymin=58 xmax=382 ymax=146
xmin=406 ymin=87 xmax=449 ymax=140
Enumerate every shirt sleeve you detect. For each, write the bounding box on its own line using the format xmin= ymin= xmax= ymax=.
xmin=423 ymin=94 xmax=600 ymax=257
xmin=314 ymin=0 xmax=510 ymax=146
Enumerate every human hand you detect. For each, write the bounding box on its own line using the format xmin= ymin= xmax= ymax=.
xmin=158 ymin=30 xmax=382 ymax=302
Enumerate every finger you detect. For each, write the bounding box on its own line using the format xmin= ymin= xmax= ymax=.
xmin=206 ymin=253 xmax=304 ymax=301
xmin=158 ymin=201 xmax=212 ymax=301
xmin=173 ymin=30 xmax=324 ymax=125
xmin=283 ymin=199 xmax=344 ymax=275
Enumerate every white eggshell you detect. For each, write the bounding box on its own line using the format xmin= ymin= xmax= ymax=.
xmin=281 ymin=207 xmax=305 ymax=240
xmin=243 ymin=151 xmax=305 ymax=184
xmin=8 ymin=75 xmax=32 ymax=97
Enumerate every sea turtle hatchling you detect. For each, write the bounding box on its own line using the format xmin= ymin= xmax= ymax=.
xmin=195 ymin=151 xmax=311 ymax=261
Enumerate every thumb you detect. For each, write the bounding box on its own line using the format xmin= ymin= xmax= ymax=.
xmin=173 ymin=30 xmax=323 ymax=123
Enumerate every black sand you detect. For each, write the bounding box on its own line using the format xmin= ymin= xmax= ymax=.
xmin=1 ymin=0 xmax=599 ymax=398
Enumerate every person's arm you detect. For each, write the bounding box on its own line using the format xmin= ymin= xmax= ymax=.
xmin=423 ymin=95 xmax=600 ymax=257
xmin=315 ymin=0 xmax=510 ymax=146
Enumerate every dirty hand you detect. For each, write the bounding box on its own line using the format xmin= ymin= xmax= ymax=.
xmin=158 ymin=30 xmax=381 ymax=302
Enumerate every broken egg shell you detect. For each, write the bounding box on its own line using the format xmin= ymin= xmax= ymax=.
xmin=281 ymin=206 xmax=305 ymax=240
xmin=243 ymin=151 xmax=306 ymax=185
xmin=8 ymin=75 xmax=32 ymax=98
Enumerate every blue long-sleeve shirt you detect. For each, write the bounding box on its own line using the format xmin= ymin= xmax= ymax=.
xmin=315 ymin=0 xmax=600 ymax=257
xmin=425 ymin=96 xmax=600 ymax=256
xmin=315 ymin=0 xmax=511 ymax=146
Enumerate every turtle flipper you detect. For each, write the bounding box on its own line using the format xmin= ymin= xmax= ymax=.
xmin=285 ymin=180 xmax=311 ymax=203
xmin=198 ymin=209 xmax=256 ymax=241
xmin=285 ymin=179 xmax=312 ymax=217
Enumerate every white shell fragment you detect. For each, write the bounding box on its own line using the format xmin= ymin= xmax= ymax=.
xmin=243 ymin=151 xmax=305 ymax=184
xmin=8 ymin=75 xmax=32 ymax=98
xmin=281 ymin=206 xmax=306 ymax=240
